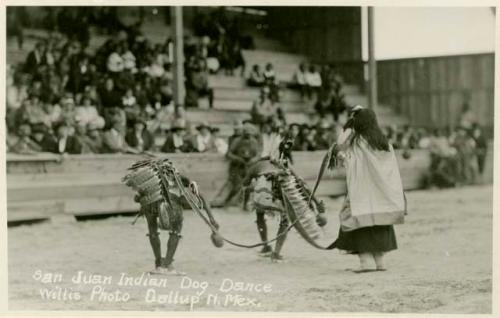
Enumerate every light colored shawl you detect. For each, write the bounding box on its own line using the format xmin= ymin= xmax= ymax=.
xmin=338 ymin=129 xmax=406 ymax=231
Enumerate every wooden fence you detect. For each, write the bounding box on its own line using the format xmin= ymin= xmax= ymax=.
xmin=6 ymin=150 xmax=433 ymax=223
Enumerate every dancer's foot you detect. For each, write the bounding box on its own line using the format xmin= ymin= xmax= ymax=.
xmin=162 ymin=265 xmax=186 ymax=276
xmin=270 ymin=252 xmax=284 ymax=263
xmin=149 ymin=267 xmax=168 ymax=275
xmin=258 ymin=245 xmax=273 ymax=256
xmin=352 ymin=268 xmax=377 ymax=274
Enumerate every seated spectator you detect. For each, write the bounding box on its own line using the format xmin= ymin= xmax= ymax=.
xmin=30 ymin=123 xmax=57 ymax=152
xmin=15 ymin=98 xmax=47 ymax=127
xmin=75 ymin=96 xmax=105 ymax=129
xmin=52 ymin=122 xmax=81 ymax=154
xmin=99 ymin=78 xmax=122 ymax=109
xmin=59 ymin=95 xmax=77 ymax=127
xmin=305 ymin=65 xmax=322 ymax=99
xmin=87 ymin=122 xmax=104 ymax=154
xmin=102 ymin=119 xmax=138 ymax=154
xmin=107 ymin=45 xmax=125 ymax=73
xmin=10 ymin=123 xmax=43 ymax=154
xmin=185 ymin=56 xmax=214 ymax=108
xmin=122 ymin=43 xmax=137 ymax=72
xmin=289 ymin=123 xmax=303 ymax=151
xmin=315 ymin=123 xmax=333 ymax=150
xmin=293 ymin=63 xmax=308 ymax=99
xmin=161 ymin=121 xmax=194 ymax=153
xmin=125 ymin=117 xmax=154 ymax=153
xmin=263 ymin=63 xmax=277 ymax=85
xmin=247 ymin=64 xmax=265 ymax=87
xmin=195 ymin=123 xmax=216 ymax=153
xmin=314 ymin=89 xmax=334 ymax=118
xmin=250 ymin=86 xmax=284 ymax=127
xmin=24 ymin=41 xmax=46 ymax=74
xmin=211 ymin=127 xmax=228 ymax=155
xmin=72 ymin=122 xmax=95 ymax=154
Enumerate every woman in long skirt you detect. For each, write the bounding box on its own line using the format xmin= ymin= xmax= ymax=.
xmin=331 ymin=106 xmax=406 ymax=273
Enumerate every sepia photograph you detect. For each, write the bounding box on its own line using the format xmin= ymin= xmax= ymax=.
xmin=3 ymin=4 xmax=496 ymax=314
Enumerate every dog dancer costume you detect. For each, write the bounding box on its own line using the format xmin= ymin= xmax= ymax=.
xmin=243 ymin=135 xmax=327 ymax=262
xmin=123 ymin=157 xmax=222 ymax=275
xmin=311 ymin=106 xmax=406 ymax=273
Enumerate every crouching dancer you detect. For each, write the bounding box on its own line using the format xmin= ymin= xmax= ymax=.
xmin=123 ymin=157 xmax=220 ymax=275
xmin=243 ymin=135 xmax=326 ymax=262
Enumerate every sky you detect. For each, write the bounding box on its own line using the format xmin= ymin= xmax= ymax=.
xmin=361 ymin=7 xmax=496 ymax=60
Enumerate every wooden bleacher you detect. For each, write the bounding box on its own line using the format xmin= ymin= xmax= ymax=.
xmin=7 ymin=150 xmax=432 ymax=223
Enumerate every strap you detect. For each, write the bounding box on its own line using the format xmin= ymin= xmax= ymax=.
xmin=171 ymin=170 xmax=296 ymax=249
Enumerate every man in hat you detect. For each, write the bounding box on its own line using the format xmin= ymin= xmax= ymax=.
xmin=161 ymin=121 xmax=194 ymax=153
xmin=194 ymin=122 xmax=216 ymax=153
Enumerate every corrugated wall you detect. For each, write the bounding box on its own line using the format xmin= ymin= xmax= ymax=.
xmin=378 ymin=53 xmax=495 ymax=130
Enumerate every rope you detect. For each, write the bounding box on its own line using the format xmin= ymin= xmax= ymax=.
xmin=171 ymin=170 xmax=297 ymax=249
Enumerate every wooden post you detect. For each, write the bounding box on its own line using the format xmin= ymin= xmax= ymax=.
xmin=367 ymin=7 xmax=377 ymax=111
xmin=171 ymin=6 xmax=185 ymax=111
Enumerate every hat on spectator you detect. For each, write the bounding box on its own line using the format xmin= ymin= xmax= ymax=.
xmin=289 ymin=123 xmax=301 ymax=129
xmin=196 ymin=122 xmax=211 ymax=131
xmin=243 ymin=124 xmax=259 ymax=136
xmin=170 ymin=120 xmax=186 ymax=132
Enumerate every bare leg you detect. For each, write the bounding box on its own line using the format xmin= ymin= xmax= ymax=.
xmin=256 ymin=210 xmax=272 ymax=254
xmin=373 ymin=252 xmax=386 ymax=270
xmin=145 ymin=211 xmax=162 ymax=269
xmin=358 ymin=252 xmax=374 ymax=271
xmin=271 ymin=215 xmax=289 ymax=262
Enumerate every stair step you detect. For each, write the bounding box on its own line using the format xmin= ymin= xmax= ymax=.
xmin=186 ymin=109 xmax=310 ymax=125
xmin=213 ymin=99 xmax=305 ymax=112
xmin=214 ymin=87 xmax=302 ymax=103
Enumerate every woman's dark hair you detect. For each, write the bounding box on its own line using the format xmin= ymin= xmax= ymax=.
xmin=351 ymin=108 xmax=390 ymax=152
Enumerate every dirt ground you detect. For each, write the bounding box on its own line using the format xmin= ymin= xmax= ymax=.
xmin=8 ymin=185 xmax=492 ymax=313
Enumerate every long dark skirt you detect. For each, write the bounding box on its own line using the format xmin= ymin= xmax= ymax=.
xmin=332 ymin=225 xmax=398 ymax=254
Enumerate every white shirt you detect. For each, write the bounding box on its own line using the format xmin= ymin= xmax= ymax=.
xmin=107 ymin=52 xmax=124 ymax=73
xmin=305 ymin=71 xmax=322 ymax=87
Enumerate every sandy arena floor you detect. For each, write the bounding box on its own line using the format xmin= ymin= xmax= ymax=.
xmin=8 ymin=185 xmax=492 ymax=313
